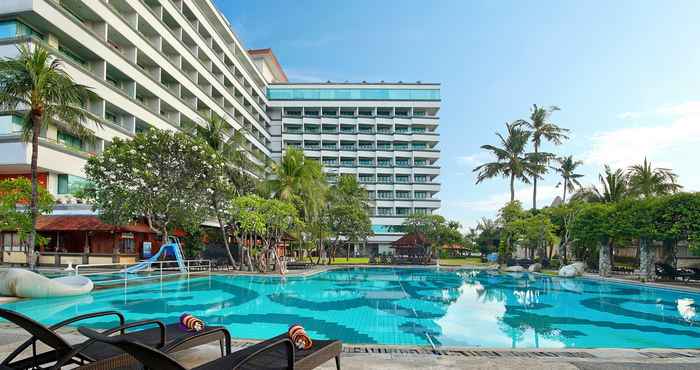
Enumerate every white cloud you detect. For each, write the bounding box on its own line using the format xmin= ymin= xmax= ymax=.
xmin=458 ymin=185 xmax=562 ymax=213
xmin=586 ymin=102 xmax=700 ymax=169
xmin=457 ymin=152 xmax=490 ymax=166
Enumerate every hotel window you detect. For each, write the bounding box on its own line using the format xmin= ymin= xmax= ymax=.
xmin=340 ymin=142 xmax=355 ymax=151
xmin=2 ymin=232 xmax=21 ymax=252
xmin=322 ymin=142 xmax=337 ymax=150
xmin=322 ymin=125 xmax=337 ymax=133
xmin=414 ymin=208 xmax=430 ymax=215
xmin=377 ymin=175 xmax=392 ymax=183
xmin=414 ymin=158 xmax=427 ymax=166
xmin=412 ymin=142 xmax=427 ymax=150
xmin=119 ymin=233 xmax=135 ymax=254
xmin=286 ymin=125 xmax=302 ymax=134
xmin=322 ymin=108 xmax=337 ymax=116
xmin=377 ymin=158 xmax=391 ymax=167
xmin=394 ymin=126 xmax=409 ymax=134
xmin=414 ymin=191 xmax=429 ymax=199
xmin=377 ymin=191 xmax=393 ymax=199
xmin=395 ymin=109 xmax=409 ymax=116
xmin=358 ymin=125 xmax=373 ymax=133
xmin=340 ymin=109 xmax=355 ymax=116
xmin=395 ymin=158 xmax=410 ymax=167
xmin=377 ymin=109 xmax=391 ymax=116
xmin=358 ymin=141 xmax=373 ymax=150
xmin=396 ymin=191 xmax=410 ymax=199
xmin=395 ymin=175 xmax=410 ymax=183
xmin=284 ymin=108 xmax=302 ymax=116
xmin=377 ymin=207 xmax=393 ymax=216
xmin=358 ymin=109 xmax=373 ymax=116
xmin=377 ymin=126 xmax=391 ymax=134
xmin=304 ymin=109 xmax=319 ymax=116
xmin=304 ymin=141 xmax=320 ymax=150
xmin=376 ymin=142 xmax=391 ymax=150
xmin=394 ymin=143 xmax=409 ymax=150
xmin=57 ymin=174 xmax=90 ymax=195
xmin=322 ymin=157 xmax=337 ymax=166
xmin=396 ymin=207 xmax=411 ymax=216
xmin=413 ymin=109 xmax=426 ymax=116
xmin=358 ymin=158 xmax=373 ymax=166
xmin=359 ymin=174 xmax=374 ymax=183
xmin=304 ymin=125 xmax=320 ymax=133
xmin=58 ymin=131 xmax=84 ymax=151
xmin=0 ymin=115 xmax=23 ymax=135
xmin=340 ymin=125 xmax=355 ymax=133
xmin=414 ymin=175 xmax=428 ymax=183
xmin=340 ymin=158 xmax=355 ymax=166
xmin=327 ymin=174 xmax=338 ymax=182
xmin=411 ymin=126 xmax=426 ymax=133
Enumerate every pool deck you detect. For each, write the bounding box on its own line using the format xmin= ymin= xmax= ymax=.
xmin=0 ymin=325 xmax=698 ymax=369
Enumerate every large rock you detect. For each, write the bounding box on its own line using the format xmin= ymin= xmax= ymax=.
xmin=558 ymin=262 xmax=584 ymax=278
xmin=504 ymin=265 xmax=525 ymax=272
xmin=528 ymin=263 xmax=542 ymax=272
xmin=572 ymin=262 xmax=585 ymax=275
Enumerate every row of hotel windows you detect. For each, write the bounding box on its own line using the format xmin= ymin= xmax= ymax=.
xmin=326 ymin=174 xmax=433 ymax=183
xmin=0 ymin=115 xmax=100 ymax=154
xmin=282 ymin=107 xmax=435 ymax=117
xmin=370 ymin=191 xmax=433 ymax=200
xmin=374 ymin=207 xmax=433 ymax=217
xmin=284 ymin=125 xmax=434 ymax=134
xmin=286 ymin=142 xmax=433 ymax=151
xmin=322 ymin=158 xmax=431 ymax=167
xmin=0 ymin=18 xmax=269 ymax=152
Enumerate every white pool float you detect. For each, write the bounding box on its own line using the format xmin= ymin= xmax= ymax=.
xmin=0 ymin=268 xmax=93 ymax=298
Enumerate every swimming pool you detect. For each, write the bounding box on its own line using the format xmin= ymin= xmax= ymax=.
xmin=2 ymin=268 xmax=699 ymax=348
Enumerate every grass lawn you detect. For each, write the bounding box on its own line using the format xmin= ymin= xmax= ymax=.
xmin=438 ymin=257 xmax=486 ymax=266
xmin=329 ymin=257 xmax=370 ymax=265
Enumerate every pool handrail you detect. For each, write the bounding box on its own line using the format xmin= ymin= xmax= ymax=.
xmin=74 ymin=259 xmax=211 ymax=285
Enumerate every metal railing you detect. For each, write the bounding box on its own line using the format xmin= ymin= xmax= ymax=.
xmin=75 ymin=259 xmax=211 ymax=286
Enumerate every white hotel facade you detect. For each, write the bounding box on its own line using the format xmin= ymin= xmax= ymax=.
xmin=0 ymin=0 xmax=441 ymax=254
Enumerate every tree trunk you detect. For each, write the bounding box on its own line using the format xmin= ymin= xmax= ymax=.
xmin=27 ymin=114 xmax=42 ymax=268
xmin=509 ymin=174 xmax=515 ymax=202
xmin=598 ymin=240 xmax=612 ymax=277
xmin=562 ymin=181 xmax=567 ymax=202
xmin=216 ymin=212 xmax=236 ymax=266
xmin=532 ymin=144 xmax=539 ymax=210
xmin=639 ymin=238 xmax=654 ymax=281
xmin=557 ymin=240 xmax=567 ymax=266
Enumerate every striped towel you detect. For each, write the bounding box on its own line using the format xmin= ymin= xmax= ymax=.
xmin=179 ymin=313 xmax=205 ymax=332
xmin=288 ymin=324 xmax=313 ymax=350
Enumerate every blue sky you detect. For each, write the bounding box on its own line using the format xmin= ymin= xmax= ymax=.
xmin=216 ymin=0 xmax=700 ymax=229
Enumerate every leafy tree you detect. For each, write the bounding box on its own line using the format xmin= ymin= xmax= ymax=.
xmin=654 ymin=193 xmax=700 ymax=260
xmin=227 ymin=195 xmax=301 ymax=273
xmin=474 ymin=122 xmax=547 ymax=202
xmin=496 ymin=201 xmax=527 ymax=264
xmin=0 ymin=178 xmax=53 ymax=266
xmin=627 ymin=157 xmax=682 ymax=198
xmin=517 ymin=105 xmax=568 ymax=209
xmin=85 ymin=129 xmax=216 ymax=242
xmin=610 ymin=198 xmax=659 ymax=280
xmin=570 ymin=203 xmax=613 ymax=274
xmin=475 ymin=217 xmax=500 ymax=257
xmin=324 ymin=175 xmax=372 ymax=263
xmin=0 ymin=45 xmax=96 ymax=254
xmin=402 ymin=213 xmax=463 ymax=260
xmin=552 ymin=155 xmax=584 ymax=202
xmin=543 ymin=202 xmax=583 ymax=264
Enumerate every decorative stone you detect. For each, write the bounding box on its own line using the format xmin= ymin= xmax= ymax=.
xmin=528 ymin=263 xmax=542 ymax=272
xmin=599 ymin=244 xmax=612 ymax=277
xmin=558 ymin=263 xmax=583 ymax=277
xmin=504 ymin=265 xmax=525 ymax=272
xmin=572 ymin=262 xmax=585 ymax=275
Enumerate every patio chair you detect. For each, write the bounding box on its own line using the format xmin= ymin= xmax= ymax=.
xmin=78 ymin=326 xmax=343 ymax=370
xmin=0 ymin=308 xmax=230 ymax=370
xmin=654 ymin=263 xmax=694 ymax=281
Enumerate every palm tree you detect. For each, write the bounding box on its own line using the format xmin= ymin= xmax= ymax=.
xmin=571 ymin=165 xmax=628 ymax=203
xmin=0 ymin=45 xmax=95 ymax=262
xmin=517 ymin=105 xmax=569 ymax=209
xmin=552 ymin=155 xmax=584 ymax=202
xmin=627 ymin=157 xmax=682 ymax=198
xmin=474 ymin=122 xmax=547 ymax=202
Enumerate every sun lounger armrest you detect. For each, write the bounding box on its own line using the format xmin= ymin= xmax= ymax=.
xmin=50 ymin=311 xmax=126 ymax=333
xmin=233 ymin=338 xmax=295 ymax=370
xmin=162 ymin=327 xmax=231 ymax=355
xmin=100 ymin=320 xmax=167 ymax=348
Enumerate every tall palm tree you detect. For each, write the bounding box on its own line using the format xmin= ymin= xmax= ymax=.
xmin=552 ymin=155 xmax=584 ymax=202
xmin=474 ymin=122 xmax=547 ymax=202
xmin=0 ymin=45 xmax=95 ymax=262
xmin=627 ymin=157 xmax=682 ymax=198
xmin=517 ymin=105 xmax=568 ymax=209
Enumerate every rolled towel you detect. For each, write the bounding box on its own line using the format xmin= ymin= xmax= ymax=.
xmin=288 ymin=324 xmax=312 ymax=350
xmin=179 ymin=313 xmax=205 ymax=332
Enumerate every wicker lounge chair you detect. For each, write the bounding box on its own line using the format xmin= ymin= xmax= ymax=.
xmin=0 ymin=308 xmax=229 ymax=370
xmin=78 ymin=326 xmax=342 ymax=370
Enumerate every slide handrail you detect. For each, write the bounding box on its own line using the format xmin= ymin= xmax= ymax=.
xmin=74 ymin=259 xmax=211 ymax=286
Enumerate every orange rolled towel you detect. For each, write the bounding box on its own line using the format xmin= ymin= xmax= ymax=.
xmin=179 ymin=313 xmax=205 ymax=332
xmin=288 ymin=324 xmax=313 ymax=350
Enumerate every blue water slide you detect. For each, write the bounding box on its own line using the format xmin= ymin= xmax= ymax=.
xmin=123 ymin=243 xmax=187 ymax=274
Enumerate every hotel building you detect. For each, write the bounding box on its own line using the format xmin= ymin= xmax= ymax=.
xmin=0 ymin=0 xmax=440 ymax=256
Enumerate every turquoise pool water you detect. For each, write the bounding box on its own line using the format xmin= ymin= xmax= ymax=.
xmin=2 ymin=268 xmax=699 ymax=348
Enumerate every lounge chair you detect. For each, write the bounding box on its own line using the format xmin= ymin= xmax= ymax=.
xmin=0 ymin=308 xmax=229 ymax=370
xmin=78 ymin=325 xmax=343 ymax=370
xmin=655 ymin=263 xmax=694 ymax=281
